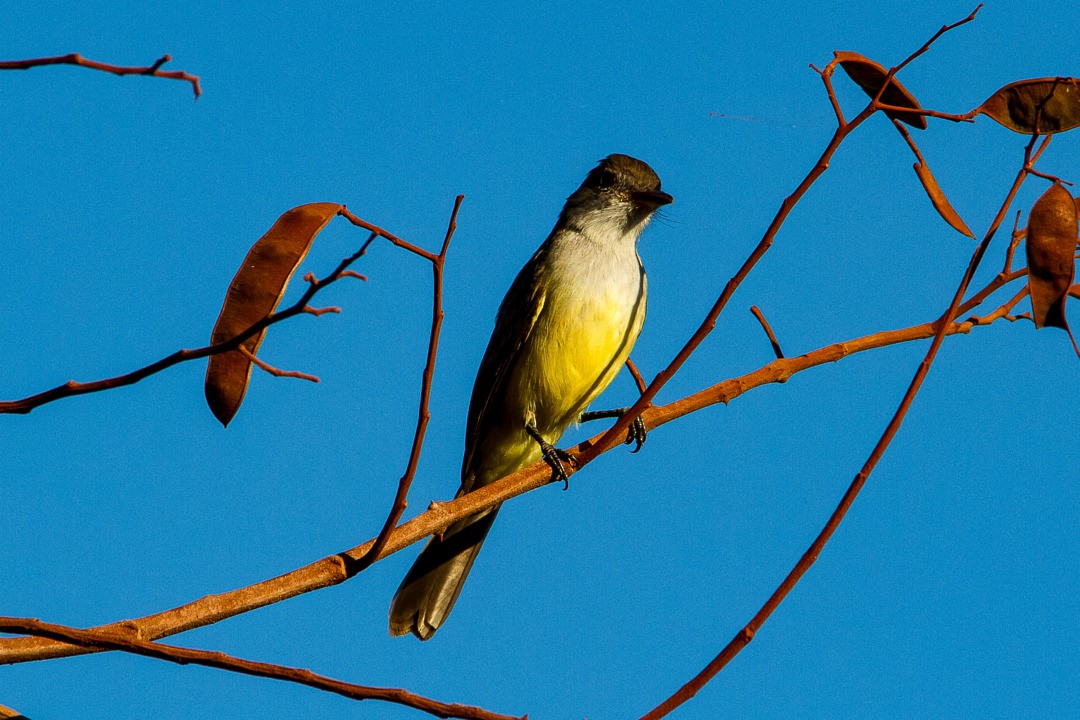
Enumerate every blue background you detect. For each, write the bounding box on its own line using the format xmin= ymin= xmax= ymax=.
xmin=3 ymin=2 xmax=1078 ymax=718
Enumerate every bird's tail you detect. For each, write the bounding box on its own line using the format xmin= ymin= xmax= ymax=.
xmin=388 ymin=504 xmax=500 ymax=640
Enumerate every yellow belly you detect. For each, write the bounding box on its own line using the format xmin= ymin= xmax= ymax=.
xmin=467 ymin=240 xmax=647 ymax=488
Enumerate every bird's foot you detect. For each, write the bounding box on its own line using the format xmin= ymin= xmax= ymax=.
xmin=580 ymin=407 xmax=648 ymax=453
xmin=525 ymin=420 xmax=575 ymax=489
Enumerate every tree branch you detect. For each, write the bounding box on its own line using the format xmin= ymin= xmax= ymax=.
xmin=0 ymin=53 xmax=201 ymax=98
xmin=750 ymin=305 xmax=785 ymax=359
xmin=639 ymin=105 xmax=1046 ymax=720
xmin=0 ymin=617 xmax=520 ymax=720
xmin=350 ymin=194 xmax=464 ymax=573
xmin=0 ymin=208 xmax=423 ymax=415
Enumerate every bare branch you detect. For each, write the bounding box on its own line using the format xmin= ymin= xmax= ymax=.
xmin=0 ymin=210 xmax=417 ymax=415
xmin=750 ymin=306 xmax=785 ymax=359
xmin=0 ymin=617 xmax=520 ymax=720
xmin=625 ymin=358 xmax=648 ymax=394
xmin=0 ymin=53 xmax=201 ymax=98
xmin=238 ymin=347 xmax=320 ymax=383
xmin=351 ymin=194 xmax=465 ymax=573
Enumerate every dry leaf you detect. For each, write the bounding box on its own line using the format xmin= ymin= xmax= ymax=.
xmin=977 ymin=77 xmax=1080 ymax=135
xmin=205 ymin=202 xmax=343 ymax=426
xmin=1025 ymin=183 xmax=1077 ymax=330
xmin=912 ymin=160 xmax=975 ymax=238
xmin=835 ymin=51 xmax=928 ymax=130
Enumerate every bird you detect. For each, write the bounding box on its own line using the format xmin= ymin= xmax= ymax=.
xmin=389 ymin=153 xmax=672 ymax=640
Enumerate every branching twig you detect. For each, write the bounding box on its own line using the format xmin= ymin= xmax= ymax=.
xmin=0 ymin=53 xmax=201 ymax=98
xmin=0 ymin=210 xmax=416 ymax=415
xmin=639 ymin=113 xmax=1047 ymax=720
xmin=350 ymin=195 xmax=464 ymax=573
xmin=0 ymin=617 xmax=519 ymax=720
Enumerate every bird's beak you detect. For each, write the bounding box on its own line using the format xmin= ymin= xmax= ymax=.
xmin=631 ymin=189 xmax=674 ymax=210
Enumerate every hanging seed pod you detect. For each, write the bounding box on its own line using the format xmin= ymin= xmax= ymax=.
xmin=1025 ymin=183 xmax=1077 ymax=330
xmin=205 ymin=203 xmax=343 ymax=426
xmin=978 ymin=77 xmax=1080 ymax=135
xmin=835 ymin=51 xmax=927 ymax=129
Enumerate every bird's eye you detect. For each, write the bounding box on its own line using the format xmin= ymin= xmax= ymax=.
xmin=595 ymin=169 xmax=617 ymax=189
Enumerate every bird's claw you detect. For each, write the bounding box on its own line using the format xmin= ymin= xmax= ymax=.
xmin=526 ymin=419 xmax=575 ymax=489
xmin=624 ymin=415 xmax=647 ymax=453
xmin=539 ymin=441 xmax=575 ymax=490
xmin=581 ymin=407 xmax=648 ymax=453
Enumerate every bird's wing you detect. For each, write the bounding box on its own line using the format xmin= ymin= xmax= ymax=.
xmin=459 ymin=245 xmax=549 ymax=492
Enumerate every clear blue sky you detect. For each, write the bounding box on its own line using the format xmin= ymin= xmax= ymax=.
xmin=3 ymin=2 xmax=1078 ymax=719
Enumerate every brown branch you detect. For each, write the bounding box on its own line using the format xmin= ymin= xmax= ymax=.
xmin=874 ymin=103 xmax=978 ymax=123
xmin=1005 ymin=211 xmax=1024 ymax=273
xmin=302 ymin=305 xmax=342 ymax=317
xmin=0 ymin=264 xmax=1030 ymax=666
xmin=0 ymin=53 xmax=201 ymax=98
xmin=350 ymin=195 xmax=464 ymax=573
xmin=639 ymin=111 xmax=1046 ymax=720
xmin=625 ymin=358 xmax=648 ymax=394
xmin=0 ymin=208 xmax=421 ymax=415
xmin=0 ymin=617 xmax=519 ymax=720
xmin=965 ymin=285 xmax=1029 ymax=325
xmin=338 ymin=207 xmax=439 ymax=262
xmin=238 ymin=347 xmax=320 ymax=383
xmin=750 ymin=306 xmax=785 ymax=359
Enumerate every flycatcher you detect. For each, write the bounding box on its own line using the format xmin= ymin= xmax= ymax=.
xmin=389 ymin=153 xmax=672 ymax=640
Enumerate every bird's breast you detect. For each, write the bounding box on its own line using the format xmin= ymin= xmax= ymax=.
xmin=510 ymin=242 xmax=647 ymax=438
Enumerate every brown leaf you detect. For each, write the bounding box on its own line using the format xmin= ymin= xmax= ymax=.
xmin=912 ymin=160 xmax=975 ymax=238
xmin=835 ymin=51 xmax=927 ymax=130
xmin=205 ymin=203 xmax=343 ymax=426
xmin=1025 ymin=183 xmax=1077 ymax=330
xmin=977 ymin=77 xmax=1080 ymax=135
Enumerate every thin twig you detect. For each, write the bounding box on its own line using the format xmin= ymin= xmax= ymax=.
xmin=0 ymin=617 xmax=519 ymax=720
xmin=238 ymin=347 xmax=320 ymax=383
xmin=1005 ymin=210 xmax=1024 ymax=273
xmin=339 ymin=207 xmax=439 ymax=262
xmin=625 ymin=358 xmax=648 ymax=394
xmin=0 ymin=53 xmax=201 ymax=98
xmin=750 ymin=306 xmax=785 ymax=359
xmin=351 ymin=195 xmax=464 ymax=573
